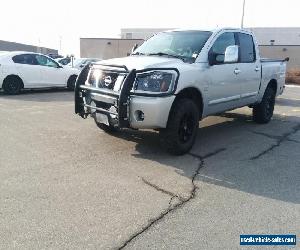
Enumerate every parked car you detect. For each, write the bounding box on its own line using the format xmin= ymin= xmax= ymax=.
xmin=47 ymin=53 xmax=64 ymax=59
xmin=75 ymin=28 xmax=287 ymax=155
xmin=68 ymin=58 xmax=102 ymax=69
xmin=0 ymin=51 xmax=79 ymax=94
xmin=56 ymin=57 xmax=71 ymax=65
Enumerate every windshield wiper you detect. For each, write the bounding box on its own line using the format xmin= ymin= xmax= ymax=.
xmin=131 ymin=52 xmax=145 ymax=56
xmin=147 ymin=52 xmax=185 ymax=62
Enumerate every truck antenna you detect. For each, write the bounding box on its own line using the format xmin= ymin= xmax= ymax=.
xmin=241 ymin=0 xmax=246 ymax=28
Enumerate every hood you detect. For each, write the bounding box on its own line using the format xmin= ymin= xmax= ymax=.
xmin=65 ymin=66 xmax=80 ymax=73
xmin=98 ymin=56 xmax=184 ymax=70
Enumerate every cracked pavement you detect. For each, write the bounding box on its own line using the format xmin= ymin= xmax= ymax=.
xmin=0 ymin=86 xmax=299 ymax=249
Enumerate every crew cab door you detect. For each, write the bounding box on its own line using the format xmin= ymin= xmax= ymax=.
xmin=206 ymin=32 xmax=242 ymax=114
xmin=35 ymin=54 xmax=67 ymax=87
xmin=235 ymin=32 xmax=261 ymax=105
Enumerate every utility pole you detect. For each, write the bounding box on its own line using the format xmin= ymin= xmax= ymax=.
xmin=59 ymin=36 xmax=62 ymax=53
xmin=241 ymin=0 xmax=246 ymax=28
xmin=38 ymin=37 xmax=41 ymax=53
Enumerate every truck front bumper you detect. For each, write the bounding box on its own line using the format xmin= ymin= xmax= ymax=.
xmin=75 ymin=64 xmax=175 ymax=129
xmin=129 ymin=95 xmax=175 ymax=129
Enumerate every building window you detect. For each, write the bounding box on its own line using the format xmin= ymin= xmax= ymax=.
xmin=126 ymin=33 xmax=132 ymax=39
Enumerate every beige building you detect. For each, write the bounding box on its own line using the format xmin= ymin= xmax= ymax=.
xmin=259 ymin=45 xmax=300 ymax=69
xmin=121 ymin=28 xmax=172 ymax=40
xmin=249 ymin=27 xmax=300 ymax=45
xmin=80 ymin=38 xmax=143 ymax=59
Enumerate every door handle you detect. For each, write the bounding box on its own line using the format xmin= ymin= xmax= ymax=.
xmin=255 ymin=67 xmax=260 ymax=72
xmin=234 ymin=69 xmax=241 ymax=74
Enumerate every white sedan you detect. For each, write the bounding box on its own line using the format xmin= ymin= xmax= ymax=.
xmin=0 ymin=51 xmax=79 ymax=94
xmin=67 ymin=58 xmax=102 ymax=69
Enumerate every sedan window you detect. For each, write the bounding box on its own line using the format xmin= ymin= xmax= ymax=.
xmin=35 ymin=55 xmax=59 ymax=68
xmin=12 ymin=54 xmax=38 ymax=65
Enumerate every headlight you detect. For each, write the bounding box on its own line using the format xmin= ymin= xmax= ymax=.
xmin=86 ymin=69 xmax=102 ymax=86
xmin=86 ymin=69 xmax=120 ymax=90
xmin=134 ymin=71 xmax=176 ymax=94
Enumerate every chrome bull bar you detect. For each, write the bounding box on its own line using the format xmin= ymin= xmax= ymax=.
xmin=74 ymin=63 xmax=136 ymax=128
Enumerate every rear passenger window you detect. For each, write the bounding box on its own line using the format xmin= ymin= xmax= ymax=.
xmin=12 ymin=54 xmax=37 ymax=65
xmin=238 ymin=33 xmax=255 ymax=63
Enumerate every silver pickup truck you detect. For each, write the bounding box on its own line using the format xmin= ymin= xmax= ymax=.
xmin=75 ymin=28 xmax=287 ymax=155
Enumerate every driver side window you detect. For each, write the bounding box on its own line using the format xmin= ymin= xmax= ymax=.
xmin=35 ymin=55 xmax=58 ymax=68
xmin=210 ymin=32 xmax=236 ymax=64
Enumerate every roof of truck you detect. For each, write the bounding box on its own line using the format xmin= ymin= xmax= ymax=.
xmin=163 ymin=27 xmax=252 ymax=33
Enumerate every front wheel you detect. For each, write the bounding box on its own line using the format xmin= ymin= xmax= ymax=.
xmin=160 ymin=99 xmax=199 ymax=155
xmin=67 ymin=75 xmax=78 ymax=91
xmin=253 ymin=86 xmax=276 ymax=124
xmin=94 ymin=117 xmax=118 ymax=133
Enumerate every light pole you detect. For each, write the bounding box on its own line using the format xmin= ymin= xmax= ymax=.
xmin=241 ymin=0 xmax=246 ymax=28
xmin=59 ymin=36 xmax=62 ymax=53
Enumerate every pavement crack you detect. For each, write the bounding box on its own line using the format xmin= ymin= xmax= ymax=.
xmin=118 ymin=148 xmax=225 ymax=249
xmin=250 ymin=123 xmax=300 ymax=160
xmin=287 ymin=138 xmax=300 ymax=144
xmin=141 ymin=177 xmax=184 ymax=201
xmin=189 ymin=148 xmax=226 ymax=160
xmin=250 ymin=130 xmax=281 ymax=140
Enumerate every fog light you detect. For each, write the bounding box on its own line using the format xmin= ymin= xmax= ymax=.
xmin=85 ymin=95 xmax=92 ymax=105
xmin=134 ymin=110 xmax=144 ymax=121
xmin=90 ymin=101 xmax=96 ymax=114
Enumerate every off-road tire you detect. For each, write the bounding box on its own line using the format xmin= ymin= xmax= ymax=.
xmin=67 ymin=75 xmax=78 ymax=91
xmin=160 ymin=98 xmax=199 ymax=155
xmin=2 ymin=76 xmax=22 ymax=95
xmin=253 ymin=86 xmax=276 ymax=124
xmin=94 ymin=117 xmax=118 ymax=133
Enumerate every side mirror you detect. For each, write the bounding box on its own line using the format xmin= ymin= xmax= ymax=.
xmin=224 ymin=45 xmax=239 ymax=63
xmin=208 ymin=50 xmax=225 ymax=65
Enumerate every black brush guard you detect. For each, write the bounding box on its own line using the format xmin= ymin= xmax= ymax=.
xmin=75 ymin=63 xmax=179 ymax=128
xmin=75 ymin=63 xmax=136 ymax=128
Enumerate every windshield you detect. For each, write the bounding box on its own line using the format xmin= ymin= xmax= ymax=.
xmin=69 ymin=58 xmax=100 ymax=67
xmin=134 ymin=31 xmax=212 ymax=62
xmin=71 ymin=59 xmax=86 ymax=67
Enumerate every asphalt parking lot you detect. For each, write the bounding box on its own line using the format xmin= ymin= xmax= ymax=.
xmin=0 ymin=86 xmax=299 ymax=249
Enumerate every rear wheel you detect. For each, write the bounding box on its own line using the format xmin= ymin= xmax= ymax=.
xmin=253 ymin=86 xmax=276 ymax=124
xmin=67 ymin=75 xmax=77 ymax=91
xmin=160 ymin=99 xmax=199 ymax=155
xmin=2 ymin=76 xmax=22 ymax=95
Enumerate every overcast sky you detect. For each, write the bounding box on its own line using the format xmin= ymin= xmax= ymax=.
xmin=1 ymin=0 xmax=300 ymax=56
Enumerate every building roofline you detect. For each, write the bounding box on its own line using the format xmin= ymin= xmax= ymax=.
xmin=259 ymin=44 xmax=300 ymax=46
xmin=247 ymin=27 xmax=300 ymax=29
xmin=80 ymin=37 xmax=143 ymax=40
xmin=0 ymin=40 xmax=57 ymax=51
